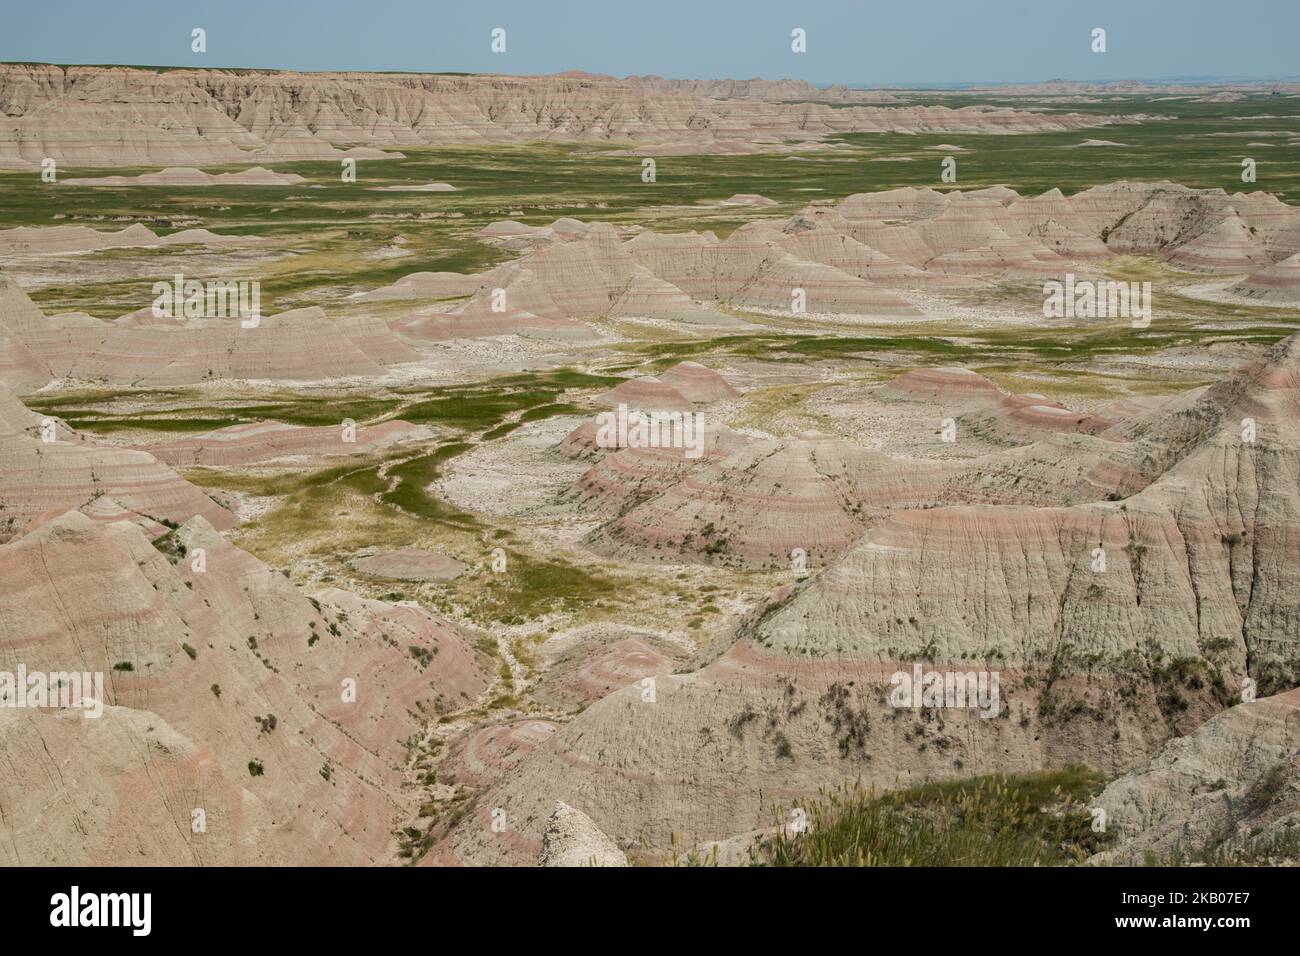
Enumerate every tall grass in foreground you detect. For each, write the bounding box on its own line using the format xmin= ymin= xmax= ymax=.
xmin=1151 ymin=827 xmax=1300 ymax=867
xmin=754 ymin=766 xmax=1109 ymax=867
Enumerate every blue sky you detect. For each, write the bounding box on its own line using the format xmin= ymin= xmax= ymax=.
xmin=1 ymin=0 xmax=1295 ymax=86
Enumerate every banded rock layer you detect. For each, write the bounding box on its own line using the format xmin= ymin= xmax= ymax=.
xmin=446 ymin=335 xmax=1300 ymax=864
xmin=0 ymin=276 xmax=418 ymax=390
xmin=0 ymin=510 xmax=491 ymax=865
xmin=0 ymin=383 xmax=235 ymax=542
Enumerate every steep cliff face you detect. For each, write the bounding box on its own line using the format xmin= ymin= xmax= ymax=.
xmin=0 ymin=64 xmax=1123 ymax=166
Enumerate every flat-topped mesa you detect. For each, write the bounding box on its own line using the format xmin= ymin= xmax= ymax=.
xmin=838 ymin=186 xmax=951 ymax=222
xmin=350 ymin=548 xmax=468 ymax=582
xmin=368 ymin=182 xmax=456 ymax=192
xmin=354 ymin=271 xmax=483 ymax=302
xmin=0 ymin=63 xmax=1123 ymax=167
xmin=478 ymin=220 xmax=558 ymax=250
xmin=719 ymin=193 xmax=778 ymax=207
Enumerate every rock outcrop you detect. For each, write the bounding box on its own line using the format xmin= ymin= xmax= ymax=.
xmin=0 ymin=511 xmax=491 ymax=865
xmin=1090 ymin=688 xmax=1300 ymax=864
xmin=538 ymin=802 xmax=629 ymax=867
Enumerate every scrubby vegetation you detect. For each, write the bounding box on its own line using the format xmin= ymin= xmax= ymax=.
xmin=754 ymin=766 xmax=1110 ymax=866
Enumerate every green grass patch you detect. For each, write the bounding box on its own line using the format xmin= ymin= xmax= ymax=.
xmin=754 ymin=765 xmax=1109 ymax=867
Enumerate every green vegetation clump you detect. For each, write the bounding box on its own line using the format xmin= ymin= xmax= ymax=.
xmin=474 ymin=551 xmax=616 ymax=624
xmin=754 ymin=766 xmax=1109 ymax=866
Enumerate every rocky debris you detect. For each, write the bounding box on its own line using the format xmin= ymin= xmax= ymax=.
xmin=539 ymin=802 xmax=628 ymax=867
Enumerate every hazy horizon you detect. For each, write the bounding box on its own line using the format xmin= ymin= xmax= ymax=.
xmin=1 ymin=0 xmax=1296 ymax=87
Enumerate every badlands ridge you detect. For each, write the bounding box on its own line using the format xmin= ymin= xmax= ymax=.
xmin=0 ymin=63 xmax=1126 ymax=166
